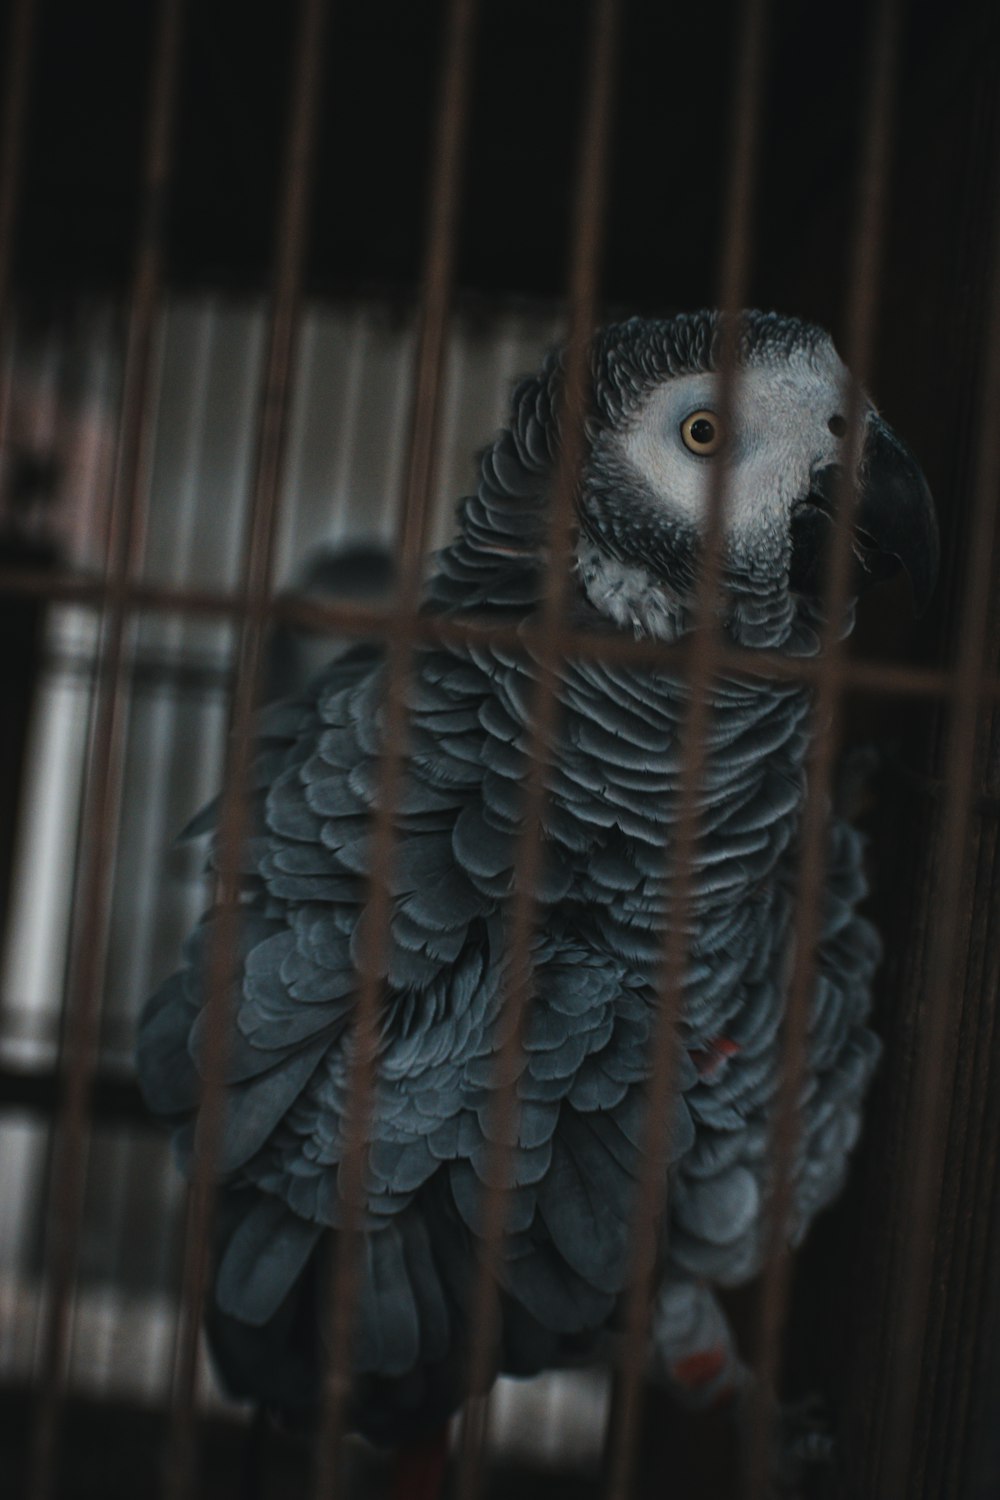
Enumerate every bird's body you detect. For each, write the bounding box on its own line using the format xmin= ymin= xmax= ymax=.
xmin=137 ymin=311 xmax=937 ymax=1442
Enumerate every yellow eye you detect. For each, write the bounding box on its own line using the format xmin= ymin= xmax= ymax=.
xmin=680 ymin=409 xmax=724 ymax=455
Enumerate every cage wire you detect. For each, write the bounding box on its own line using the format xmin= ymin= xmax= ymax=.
xmin=0 ymin=0 xmax=999 ymax=1498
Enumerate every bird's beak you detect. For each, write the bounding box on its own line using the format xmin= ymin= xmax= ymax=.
xmin=853 ymin=414 xmax=939 ymax=614
xmin=792 ymin=415 xmax=939 ymax=615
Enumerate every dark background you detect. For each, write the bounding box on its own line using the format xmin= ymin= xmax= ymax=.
xmin=7 ymin=0 xmax=997 ymax=654
xmin=8 ymin=0 xmax=994 ymax=327
xmin=2 ymin=0 xmax=1000 ymax=1496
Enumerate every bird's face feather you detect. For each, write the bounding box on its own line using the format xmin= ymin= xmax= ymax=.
xmin=574 ymin=313 xmax=936 ymax=648
xmin=616 ymin=343 xmax=854 ymax=558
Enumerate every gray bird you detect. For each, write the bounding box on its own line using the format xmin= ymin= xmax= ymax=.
xmin=137 ymin=310 xmax=937 ymax=1445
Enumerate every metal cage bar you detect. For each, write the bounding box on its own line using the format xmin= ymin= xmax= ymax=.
xmin=0 ymin=564 xmax=982 ymax=695
xmin=452 ymin=3 xmax=623 ymax=1494
xmin=870 ymin=120 xmax=1000 ymax=1500
xmin=160 ymin=3 xmax=331 ymax=1496
xmin=0 ymin=0 xmax=39 ymax=485
xmin=604 ymin=0 xmax=771 ymax=1489
xmin=25 ymin=3 xmax=187 ymax=1495
xmin=742 ymin=0 xmax=903 ymax=1492
xmin=0 ymin=4 xmax=996 ymax=1499
xmin=307 ymin=3 xmax=481 ymax=1494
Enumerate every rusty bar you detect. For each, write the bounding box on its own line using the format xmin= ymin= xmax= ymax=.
xmin=0 ymin=560 xmax=992 ymax=702
xmin=602 ymin=0 xmax=770 ymax=1493
xmin=161 ymin=3 xmax=330 ymax=1497
xmin=394 ymin=0 xmax=478 ymax=587
xmin=0 ymin=0 xmax=36 ymax=313
xmin=0 ymin=0 xmax=38 ymax=516
xmin=305 ymin=3 xmax=481 ymax=1495
xmin=271 ymin=595 xmax=997 ymax=703
xmin=741 ymin=0 xmax=902 ymax=1495
xmin=25 ymin=3 xmax=187 ymax=1497
xmin=871 ymin=114 xmax=1000 ymax=1500
xmin=0 ymin=0 xmax=42 ymax=1209
xmin=453 ymin=3 xmax=622 ymax=1497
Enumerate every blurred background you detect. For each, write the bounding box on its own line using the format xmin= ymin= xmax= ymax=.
xmin=0 ymin=0 xmax=998 ymax=1496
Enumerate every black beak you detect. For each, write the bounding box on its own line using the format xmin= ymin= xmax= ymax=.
xmin=789 ymin=414 xmax=939 ymax=615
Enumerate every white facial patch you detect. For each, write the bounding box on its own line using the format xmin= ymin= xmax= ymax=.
xmin=617 ymin=342 xmax=866 ymax=548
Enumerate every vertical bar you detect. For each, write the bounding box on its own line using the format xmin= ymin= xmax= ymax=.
xmin=0 ymin=0 xmax=42 ymax=972
xmin=602 ymin=0 xmax=770 ymax=1493
xmin=308 ymin=3 xmax=480 ymax=1494
xmin=25 ymin=3 xmax=187 ymax=1498
xmin=453 ymin=4 xmax=622 ymax=1498
xmin=394 ymin=0 xmax=478 ymax=588
xmin=0 ymin=0 xmax=38 ymax=502
xmin=969 ymin=1087 xmax=1000 ymax=1499
xmin=162 ymin=3 xmax=330 ymax=1497
xmin=741 ymin=2 xmax=902 ymax=1495
xmin=873 ymin=130 xmax=1000 ymax=1499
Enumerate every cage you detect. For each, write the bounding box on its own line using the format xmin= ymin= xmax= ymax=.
xmin=0 ymin=1 xmax=999 ymax=1497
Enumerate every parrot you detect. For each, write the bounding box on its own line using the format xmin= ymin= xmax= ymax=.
xmin=136 ymin=309 xmax=938 ymax=1462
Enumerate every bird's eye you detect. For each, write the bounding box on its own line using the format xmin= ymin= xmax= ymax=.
xmin=680 ymin=410 xmax=724 ymax=455
xmin=828 ymin=414 xmax=848 ymax=437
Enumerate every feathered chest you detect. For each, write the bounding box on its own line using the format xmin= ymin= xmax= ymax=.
xmin=399 ymin=643 xmax=813 ymax=961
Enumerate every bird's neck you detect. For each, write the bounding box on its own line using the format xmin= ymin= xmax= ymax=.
xmin=575 ymin=542 xmax=688 ymax=641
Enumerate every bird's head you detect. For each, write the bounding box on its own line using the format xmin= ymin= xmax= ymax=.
xmin=575 ymin=310 xmax=938 ymax=648
xmin=441 ymin=309 xmax=937 ymax=652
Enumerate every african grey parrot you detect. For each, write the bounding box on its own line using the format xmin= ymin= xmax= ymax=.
xmin=137 ymin=310 xmax=937 ymax=1444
